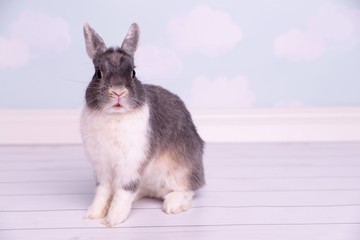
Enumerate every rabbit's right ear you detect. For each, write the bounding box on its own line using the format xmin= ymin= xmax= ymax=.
xmin=83 ymin=23 xmax=107 ymax=60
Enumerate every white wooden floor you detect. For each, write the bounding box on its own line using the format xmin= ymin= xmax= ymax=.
xmin=1 ymin=143 xmax=360 ymax=240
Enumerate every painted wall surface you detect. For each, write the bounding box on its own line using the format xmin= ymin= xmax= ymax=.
xmin=0 ymin=0 xmax=359 ymax=109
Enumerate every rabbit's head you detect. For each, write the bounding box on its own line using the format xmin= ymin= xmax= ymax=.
xmin=83 ymin=23 xmax=145 ymax=114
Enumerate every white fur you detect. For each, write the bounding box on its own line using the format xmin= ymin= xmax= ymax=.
xmin=163 ymin=191 xmax=194 ymax=214
xmin=81 ymin=105 xmax=149 ymax=186
xmin=83 ymin=184 xmax=111 ymax=219
xmin=81 ymin=104 xmax=149 ymax=225
xmin=104 ymin=189 xmax=136 ymax=226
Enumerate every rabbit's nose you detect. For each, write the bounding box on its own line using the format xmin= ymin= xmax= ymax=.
xmin=110 ymin=88 xmax=128 ymax=97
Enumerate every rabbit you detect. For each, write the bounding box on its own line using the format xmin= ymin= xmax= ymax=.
xmin=80 ymin=22 xmax=205 ymax=227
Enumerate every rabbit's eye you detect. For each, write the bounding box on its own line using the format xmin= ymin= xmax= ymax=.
xmin=132 ymin=70 xmax=136 ymax=78
xmin=95 ymin=69 xmax=102 ymax=79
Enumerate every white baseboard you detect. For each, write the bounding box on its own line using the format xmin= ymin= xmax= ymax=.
xmin=1 ymin=107 xmax=360 ymax=144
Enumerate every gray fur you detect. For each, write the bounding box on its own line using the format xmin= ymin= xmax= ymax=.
xmin=121 ymin=23 xmax=140 ymax=56
xmin=83 ymin=23 xmax=205 ymax=192
xmin=85 ymin=47 xmax=144 ymax=111
xmin=83 ymin=23 xmax=107 ymax=60
xmin=145 ymin=85 xmax=205 ymax=190
xmin=123 ymin=179 xmax=140 ymax=192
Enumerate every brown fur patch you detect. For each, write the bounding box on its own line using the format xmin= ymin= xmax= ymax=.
xmin=155 ymin=151 xmax=190 ymax=190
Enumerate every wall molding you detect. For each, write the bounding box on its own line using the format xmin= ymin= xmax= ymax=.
xmin=1 ymin=107 xmax=360 ymax=144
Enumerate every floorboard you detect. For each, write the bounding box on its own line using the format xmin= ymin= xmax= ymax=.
xmin=1 ymin=142 xmax=360 ymax=240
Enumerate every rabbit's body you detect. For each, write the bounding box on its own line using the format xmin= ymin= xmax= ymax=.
xmin=81 ymin=23 xmax=204 ymax=226
xmin=81 ymin=85 xmax=203 ymax=198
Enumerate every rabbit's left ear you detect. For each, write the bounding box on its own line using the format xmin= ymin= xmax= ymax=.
xmin=83 ymin=22 xmax=107 ymax=60
xmin=121 ymin=23 xmax=140 ymax=57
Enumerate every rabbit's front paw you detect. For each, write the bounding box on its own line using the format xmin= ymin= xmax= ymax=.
xmin=83 ymin=205 xmax=107 ymax=219
xmin=102 ymin=204 xmax=131 ymax=227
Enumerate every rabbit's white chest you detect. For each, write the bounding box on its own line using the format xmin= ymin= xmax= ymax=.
xmin=81 ymin=105 xmax=150 ymax=186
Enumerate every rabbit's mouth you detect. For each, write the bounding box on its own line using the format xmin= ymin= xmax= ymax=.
xmin=106 ymin=102 xmax=128 ymax=114
xmin=112 ymin=103 xmax=122 ymax=108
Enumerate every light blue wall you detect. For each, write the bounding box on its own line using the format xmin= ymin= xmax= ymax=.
xmin=0 ymin=0 xmax=359 ymax=109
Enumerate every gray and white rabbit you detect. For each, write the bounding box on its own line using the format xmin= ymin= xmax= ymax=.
xmin=80 ymin=23 xmax=205 ymax=226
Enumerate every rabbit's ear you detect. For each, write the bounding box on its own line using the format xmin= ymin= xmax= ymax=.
xmin=83 ymin=22 xmax=107 ymax=60
xmin=121 ymin=23 xmax=140 ymax=56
